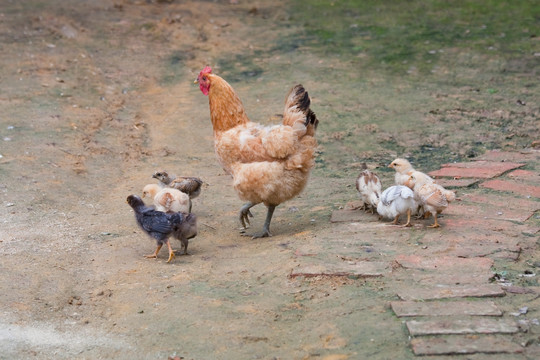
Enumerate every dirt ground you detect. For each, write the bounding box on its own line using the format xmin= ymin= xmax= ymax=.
xmin=0 ymin=1 xmax=538 ymax=359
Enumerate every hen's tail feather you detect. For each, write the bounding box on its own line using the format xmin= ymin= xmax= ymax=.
xmin=284 ymin=84 xmax=319 ymax=134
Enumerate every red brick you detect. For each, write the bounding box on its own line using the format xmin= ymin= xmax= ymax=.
xmin=411 ymin=335 xmax=524 ymax=356
xmin=429 ymin=161 xmax=525 ymax=179
xmin=436 ymin=178 xmax=479 ymax=188
xmin=480 ymin=179 xmax=540 ymax=199
xmin=508 ymin=169 xmax=538 ymax=180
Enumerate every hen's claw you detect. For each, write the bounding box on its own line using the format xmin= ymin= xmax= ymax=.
xmin=239 ymin=203 xmax=255 ymax=229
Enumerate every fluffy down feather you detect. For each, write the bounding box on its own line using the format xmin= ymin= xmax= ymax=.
xmin=377 ymin=185 xmax=417 ymax=227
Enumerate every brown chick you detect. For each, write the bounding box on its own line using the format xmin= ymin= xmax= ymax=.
xmin=409 ymin=171 xmax=456 ymax=228
xmin=142 ymin=184 xmax=190 ymax=213
xmin=355 ymin=165 xmax=382 ymax=213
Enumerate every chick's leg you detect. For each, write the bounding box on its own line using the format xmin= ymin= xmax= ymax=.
xmin=391 ymin=215 xmax=400 ymax=225
xmin=144 ymin=243 xmax=162 ymax=259
xmin=166 ymin=240 xmax=175 ymax=263
xmin=403 ymin=209 xmax=412 ymax=227
xmin=239 ymin=202 xmax=255 ymax=229
xmin=428 ymin=214 xmax=440 ymax=228
xmin=251 ymin=205 xmax=276 ymax=239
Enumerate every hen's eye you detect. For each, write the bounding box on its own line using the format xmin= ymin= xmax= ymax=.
xmin=202 ymin=76 xmax=207 ymax=81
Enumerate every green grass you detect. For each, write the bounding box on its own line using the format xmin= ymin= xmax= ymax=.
xmin=291 ymin=0 xmax=539 ymax=74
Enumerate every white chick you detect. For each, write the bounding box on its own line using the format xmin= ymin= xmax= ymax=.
xmin=142 ymin=184 xmax=190 ymax=214
xmin=377 ymin=185 xmax=418 ymax=227
xmin=409 ymin=171 xmax=455 ymax=228
xmin=356 ymin=168 xmax=382 ymax=213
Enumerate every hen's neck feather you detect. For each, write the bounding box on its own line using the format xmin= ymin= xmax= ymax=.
xmin=208 ymin=74 xmax=250 ymax=133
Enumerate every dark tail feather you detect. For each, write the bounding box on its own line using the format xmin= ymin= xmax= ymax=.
xmin=285 ymin=84 xmax=319 ymax=132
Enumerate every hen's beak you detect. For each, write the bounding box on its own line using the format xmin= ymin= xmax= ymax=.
xmin=194 ymin=78 xmax=199 ymax=84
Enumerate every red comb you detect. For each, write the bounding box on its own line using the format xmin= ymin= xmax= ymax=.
xmin=200 ymin=66 xmax=212 ymax=75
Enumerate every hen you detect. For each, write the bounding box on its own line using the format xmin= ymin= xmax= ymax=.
xmin=377 ymin=185 xmax=417 ymax=227
xmin=195 ymin=66 xmax=319 ymax=238
xmin=142 ymin=184 xmax=190 ymax=213
xmin=126 ymin=194 xmax=182 ymax=263
xmin=355 ymin=165 xmax=382 ymax=213
xmin=409 ymin=171 xmax=456 ymax=228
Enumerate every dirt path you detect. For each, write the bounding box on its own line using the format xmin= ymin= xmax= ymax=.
xmin=1 ymin=1 xmax=539 ymax=359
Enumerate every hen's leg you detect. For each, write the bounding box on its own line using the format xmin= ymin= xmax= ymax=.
xmin=239 ymin=202 xmax=255 ymax=229
xmin=144 ymin=243 xmax=162 ymax=259
xmin=251 ymin=205 xmax=275 ymax=239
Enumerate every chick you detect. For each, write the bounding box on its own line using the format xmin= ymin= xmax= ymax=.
xmin=409 ymin=171 xmax=456 ymax=228
xmin=173 ymin=212 xmax=198 ymax=255
xmin=126 ymin=194 xmax=182 ymax=263
xmin=377 ymin=185 xmax=418 ymax=227
xmin=355 ymin=166 xmax=382 ymax=213
xmin=152 ymin=171 xmax=203 ymax=212
xmin=142 ymin=184 xmax=190 ymax=213
xmin=388 ymin=158 xmax=416 ymax=186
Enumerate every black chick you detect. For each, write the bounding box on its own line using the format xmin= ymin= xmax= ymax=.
xmin=127 ymin=194 xmax=183 ymax=263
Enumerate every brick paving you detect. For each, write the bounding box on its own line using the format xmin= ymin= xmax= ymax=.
xmin=295 ymin=150 xmax=540 ymax=357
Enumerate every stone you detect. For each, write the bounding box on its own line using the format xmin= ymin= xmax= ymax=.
xmin=391 ymin=300 xmax=502 ymax=317
xmin=476 ymin=149 xmax=538 ymax=163
xmin=406 ymin=318 xmax=519 ymax=336
xmin=411 ymin=335 xmax=524 ymax=356
xmin=397 ymin=284 xmax=505 ymax=301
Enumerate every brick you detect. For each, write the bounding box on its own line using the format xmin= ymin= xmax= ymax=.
xmin=394 ymin=255 xmax=493 ymax=271
xmin=481 ymin=179 xmax=540 ymax=199
xmin=290 ymin=261 xmax=388 ymax=278
xmin=508 ymin=169 xmax=538 ymax=180
xmin=406 ymin=318 xmax=519 ymax=336
xmin=391 ymin=300 xmax=502 ymax=317
xmin=411 ymin=335 xmax=524 ymax=356
xmin=429 ymin=161 xmax=525 ymax=179
xmin=435 ymin=178 xmax=479 ymax=188
xmin=397 ymin=284 xmax=505 ymax=301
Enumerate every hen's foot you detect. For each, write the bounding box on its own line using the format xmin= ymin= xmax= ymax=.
xmin=144 ymin=254 xmax=157 ymax=259
xmin=246 ymin=229 xmax=272 ymax=239
xmin=166 ymin=241 xmax=175 ymax=263
xmin=239 ymin=202 xmax=255 ymax=229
